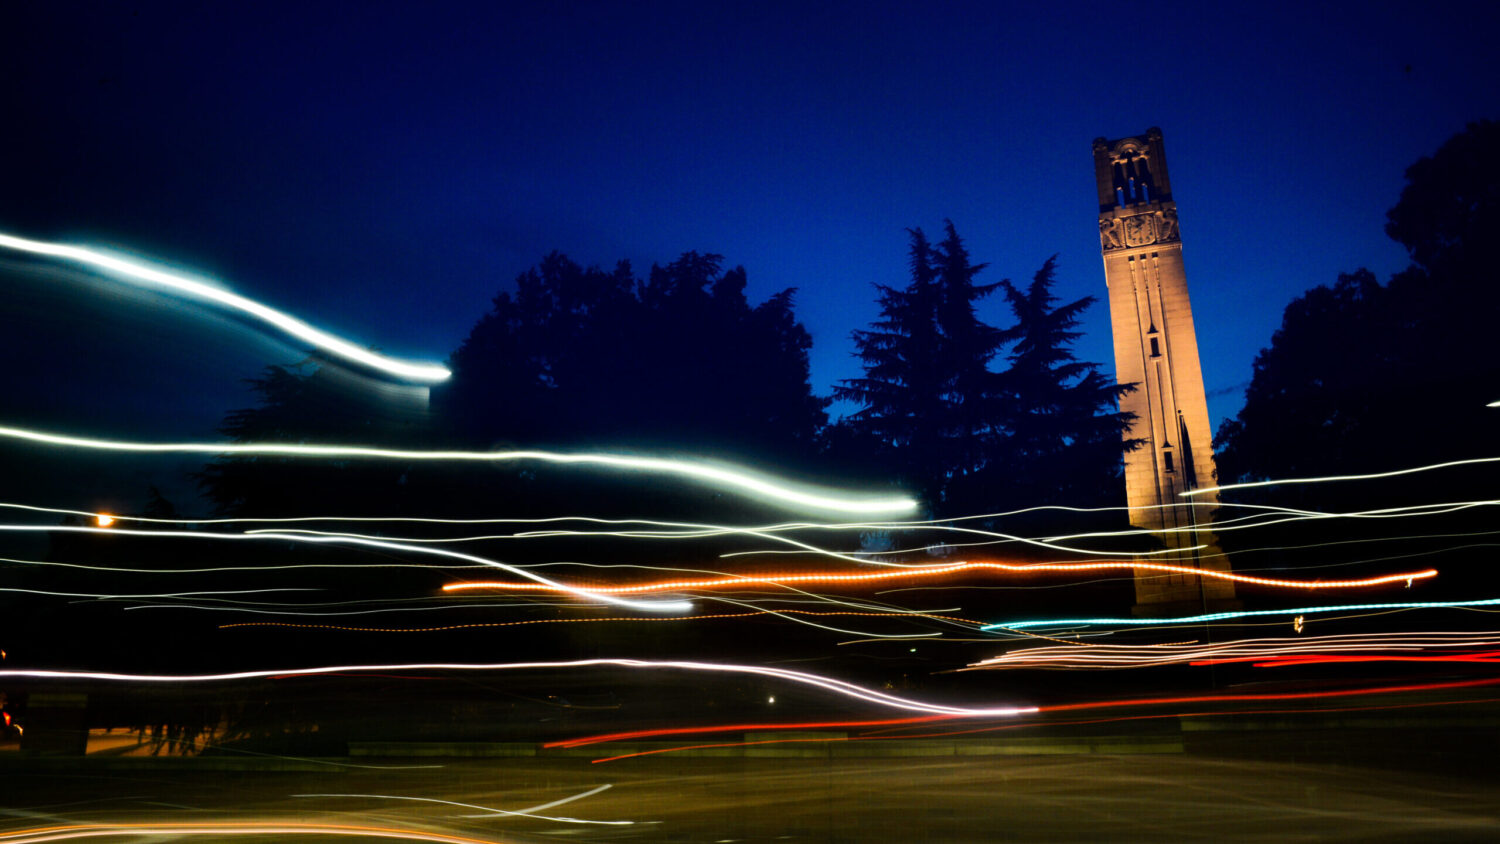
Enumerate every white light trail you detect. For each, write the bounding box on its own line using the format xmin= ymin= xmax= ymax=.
xmin=0 ymin=523 xmax=691 ymax=613
xmin=0 ymin=425 xmax=919 ymax=517
xmin=0 ymin=659 xmax=1038 ymax=717
xmin=1183 ymin=455 xmax=1500 ymax=497
xmin=295 ymin=791 xmax=632 ymax=826
xmin=0 ymin=586 xmax=315 ymax=600
xmin=967 ymin=631 xmax=1500 ymax=670
xmin=0 ymin=230 xmax=451 ymax=383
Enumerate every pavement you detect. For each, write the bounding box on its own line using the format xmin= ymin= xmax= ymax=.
xmin=2 ymin=723 xmax=1498 ymax=842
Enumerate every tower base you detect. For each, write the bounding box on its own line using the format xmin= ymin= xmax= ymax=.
xmin=1131 ymin=596 xmax=1242 ymax=619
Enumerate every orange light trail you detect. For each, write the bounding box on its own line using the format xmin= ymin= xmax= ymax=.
xmin=442 ymin=561 xmax=1438 ymax=595
xmin=219 ymin=609 xmax=980 ymax=633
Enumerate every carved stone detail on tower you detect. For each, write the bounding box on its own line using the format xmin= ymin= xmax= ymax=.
xmin=1123 ymin=214 xmax=1156 ymax=247
xmin=1100 ymin=209 xmax=1181 ymax=252
xmin=1158 ymin=208 xmax=1179 ymax=242
xmin=1099 ymin=218 xmax=1124 ymax=250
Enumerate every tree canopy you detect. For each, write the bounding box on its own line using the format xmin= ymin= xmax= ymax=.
xmin=440 ymin=251 xmax=827 ymax=459
xmin=835 ymin=223 xmax=1134 ymax=516
xmin=1215 ymin=121 xmax=1499 ymax=498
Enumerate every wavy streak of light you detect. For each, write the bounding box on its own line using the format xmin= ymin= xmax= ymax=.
xmin=206 ymin=595 xmax=961 ymax=640
xmin=441 ymin=561 xmax=1436 ymax=595
xmin=294 ymin=791 xmax=631 ymax=826
xmin=0 ymin=586 xmax=317 ymax=599
xmin=553 ymin=678 xmax=1500 ymax=758
xmin=1033 ymin=500 xmax=1500 ymax=548
xmin=125 ymin=601 xmax=594 ymax=618
xmin=982 ymin=607 xmax=1500 ymax=641
xmin=733 ymin=523 xmax=1500 ymax=568
xmin=0 ymin=230 xmax=452 ymax=383
xmin=694 ymin=595 xmax=961 ymax=638
xmin=983 ymin=597 xmax=1500 ymax=630
xmin=0 ymin=660 xmax=1037 ymax=717
xmin=721 ymin=498 xmax=1500 ymax=558
xmin=0 ymin=823 xmax=510 ymax=844
xmin=242 ymin=499 xmax=1496 ymax=568
xmin=8 ymin=491 xmax=1491 ymax=561
xmin=28 ymin=497 xmax=1466 ymax=571
xmin=1184 ymin=454 xmax=1500 ymax=497
xmin=589 ymin=696 xmax=1500 ymax=763
xmin=1199 ymin=651 xmax=1500 ymax=667
xmin=546 ymin=715 xmax=955 ymax=748
xmin=219 ymin=609 xmax=981 ymax=633
xmin=0 ymin=555 xmax=491 ymax=574
xmin=247 ymin=521 xmax=1169 ymax=561
xmin=0 ymin=523 xmax=689 ymax=613
xmin=0 ymin=425 xmax=917 ymax=517
xmin=967 ymin=631 xmax=1500 ymax=670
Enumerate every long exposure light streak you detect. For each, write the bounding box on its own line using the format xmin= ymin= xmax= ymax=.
xmin=0 ymin=823 xmax=510 ymax=844
xmin=295 ymin=792 xmax=632 ymax=826
xmin=0 ymin=523 xmax=690 ymax=613
xmin=982 ymin=597 xmax=1500 ymax=630
xmin=585 ymin=696 xmax=1500 ymax=763
xmin=553 ymin=678 xmax=1500 ymax=762
xmin=0 ymin=425 xmax=917 ymax=516
xmin=220 ymin=609 xmax=981 ymax=633
xmin=546 ymin=715 xmax=956 ymax=748
xmin=442 ymin=561 xmax=1437 ymax=594
xmin=0 ymin=660 xmax=1038 ymax=717
xmin=0 ymin=586 xmax=315 ymax=600
xmin=1197 ymin=651 xmax=1500 ymax=667
xmin=967 ymin=631 xmax=1500 ymax=670
xmin=0 ymin=230 xmax=452 ymax=383
xmin=1184 ymin=454 xmax=1500 ymax=497
xmin=0 ymin=554 xmax=490 ymax=574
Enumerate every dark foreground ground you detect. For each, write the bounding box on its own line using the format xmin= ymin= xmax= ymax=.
xmin=3 ymin=727 xmax=1498 ymax=843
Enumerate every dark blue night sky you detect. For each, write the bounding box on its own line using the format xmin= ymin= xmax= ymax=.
xmin=1 ymin=1 xmax=1496 ymax=508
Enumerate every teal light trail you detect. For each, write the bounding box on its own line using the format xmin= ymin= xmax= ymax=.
xmin=981 ymin=597 xmax=1500 ymax=630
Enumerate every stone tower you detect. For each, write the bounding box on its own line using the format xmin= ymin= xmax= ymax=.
xmin=1093 ymin=128 xmax=1236 ymax=612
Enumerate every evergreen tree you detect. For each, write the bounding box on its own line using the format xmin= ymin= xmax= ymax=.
xmin=197 ymin=355 xmax=426 ymax=516
xmin=833 ymin=228 xmax=945 ymax=499
xmin=977 ymin=256 xmax=1137 ymax=511
xmin=837 ymin=228 xmax=1135 ymax=517
xmin=932 ymin=222 xmax=1008 ymax=502
xmin=834 ymin=223 xmax=1010 ymax=510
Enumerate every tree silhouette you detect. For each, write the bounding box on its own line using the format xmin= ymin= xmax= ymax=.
xmin=439 ymin=250 xmax=827 ymax=460
xmin=932 ymin=222 xmax=1007 ymax=506
xmin=1215 ymin=121 xmax=1499 ymax=500
xmin=200 ymin=250 xmax=829 ymax=521
xmin=836 ymin=224 xmax=1129 ymax=516
xmin=833 ymin=228 xmax=946 ymax=501
xmin=197 ymin=356 xmax=427 ymax=517
xmin=970 ymin=256 xmax=1137 ymax=512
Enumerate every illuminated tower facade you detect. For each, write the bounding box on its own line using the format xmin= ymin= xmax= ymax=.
xmin=1093 ymin=128 xmax=1236 ymax=611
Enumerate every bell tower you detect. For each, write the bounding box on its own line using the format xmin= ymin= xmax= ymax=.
xmin=1093 ymin=128 xmax=1236 ymax=612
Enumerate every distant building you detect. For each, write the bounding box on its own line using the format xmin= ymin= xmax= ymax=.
xmin=1093 ymin=128 xmax=1237 ymax=613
